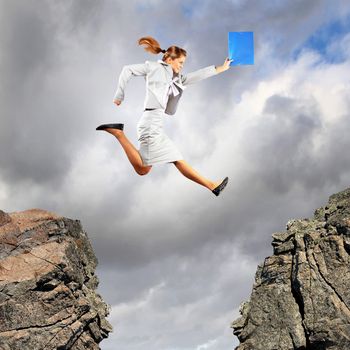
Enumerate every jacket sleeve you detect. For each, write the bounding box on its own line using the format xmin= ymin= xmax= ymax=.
xmin=113 ymin=61 xmax=150 ymax=101
xmin=181 ymin=65 xmax=218 ymax=86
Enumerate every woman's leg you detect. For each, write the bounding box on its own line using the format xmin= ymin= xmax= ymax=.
xmin=103 ymin=128 xmax=152 ymax=175
xmin=173 ymin=160 xmax=221 ymax=191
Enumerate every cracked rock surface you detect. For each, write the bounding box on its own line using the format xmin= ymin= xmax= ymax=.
xmin=232 ymin=188 xmax=350 ymax=350
xmin=0 ymin=209 xmax=113 ymax=350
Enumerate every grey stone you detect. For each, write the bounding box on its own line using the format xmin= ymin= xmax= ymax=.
xmin=232 ymin=187 xmax=350 ymax=350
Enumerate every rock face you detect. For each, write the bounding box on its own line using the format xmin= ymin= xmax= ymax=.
xmin=0 ymin=209 xmax=112 ymax=350
xmin=232 ymin=188 xmax=350 ymax=350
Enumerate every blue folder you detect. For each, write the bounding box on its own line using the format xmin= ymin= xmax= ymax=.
xmin=228 ymin=32 xmax=254 ymax=66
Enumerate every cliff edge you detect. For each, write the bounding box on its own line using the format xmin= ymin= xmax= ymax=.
xmin=0 ymin=209 xmax=112 ymax=350
xmin=232 ymin=188 xmax=350 ymax=350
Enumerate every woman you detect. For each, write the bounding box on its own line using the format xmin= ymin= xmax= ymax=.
xmin=96 ymin=36 xmax=232 ymax=196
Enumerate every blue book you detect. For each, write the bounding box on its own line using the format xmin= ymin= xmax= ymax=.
xmin=228 ymin=32 xmax=254 ymax=66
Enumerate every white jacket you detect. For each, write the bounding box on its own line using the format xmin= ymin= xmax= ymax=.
xmin=113 ymin=59 xmax=218 ymax=115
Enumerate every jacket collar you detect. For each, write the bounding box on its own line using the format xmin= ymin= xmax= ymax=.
xmin=157 ymin=59 xmax=180 ymax=78
xmin=157 ymin=59 xmax=169 ymax=66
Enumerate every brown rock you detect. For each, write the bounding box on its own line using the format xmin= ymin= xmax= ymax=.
xmin=0 ymin=209 xmax=112 ymax=350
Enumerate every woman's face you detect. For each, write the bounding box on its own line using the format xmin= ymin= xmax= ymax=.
xmin=166 ymin=55 xmax=186 ymax=74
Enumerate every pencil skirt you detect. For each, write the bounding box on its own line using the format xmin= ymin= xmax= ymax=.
xmin=136 ymin=108 xmax=184 ymax=166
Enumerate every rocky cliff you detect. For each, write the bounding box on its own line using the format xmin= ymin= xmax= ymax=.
xmin=232 ymin=188 xmax=350 ymax=350
xmin=0 ymin=209 xmax=112 ymax=350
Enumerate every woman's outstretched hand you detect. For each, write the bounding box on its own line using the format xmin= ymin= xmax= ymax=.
xmin=223 ymin=57 xmax=233 ymax=70
xmin=113 ymin=99 xmax=122 ymax=106
xmin=215 ymin=57 xmax=234 ymax=73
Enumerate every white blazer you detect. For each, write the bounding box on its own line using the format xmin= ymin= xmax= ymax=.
xmin=113 ymin=59 xmax=218 ymax=115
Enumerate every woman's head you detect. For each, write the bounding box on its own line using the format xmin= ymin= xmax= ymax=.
xmin=138 ymin=36 xmax=187 ymax=74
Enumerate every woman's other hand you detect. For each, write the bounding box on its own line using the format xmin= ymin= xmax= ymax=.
xmin=113 ymin=99 xmax=122 ymax=106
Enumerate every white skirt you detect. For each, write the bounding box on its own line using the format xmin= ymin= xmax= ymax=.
xmin=136 ymin=109 xmax=184 ymax=166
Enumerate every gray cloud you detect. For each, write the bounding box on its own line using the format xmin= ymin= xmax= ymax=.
xmin=1 ymin=1 xmax=350 ymax=349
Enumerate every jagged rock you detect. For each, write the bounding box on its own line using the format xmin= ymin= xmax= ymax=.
xmin=0 ymin=209 xmax=113 ymax=350
xmin=232 ymin=188 xmax=350 ymax=350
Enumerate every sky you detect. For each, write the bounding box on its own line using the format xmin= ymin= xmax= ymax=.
xmin=1 ymin=0 xmax=350 ymax=349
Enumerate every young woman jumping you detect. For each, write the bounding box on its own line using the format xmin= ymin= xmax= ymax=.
xmin=96 ymin=36 xmax=232 ymax=196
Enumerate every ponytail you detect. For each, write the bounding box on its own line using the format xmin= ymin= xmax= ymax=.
xmin=138 ymin=36 xmax=164 ymax=54
xmin=138 ymin=36 xmax=187 ymax=61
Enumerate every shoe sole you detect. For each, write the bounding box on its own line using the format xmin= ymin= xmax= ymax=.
xmin=96 ymin=123 xmax=124 ymax=131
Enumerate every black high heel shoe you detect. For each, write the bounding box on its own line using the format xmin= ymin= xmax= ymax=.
xmin=96 ymin=123 xmax=124 ymax=131
xmin=212 ymin=177 xmax=229 ymax=196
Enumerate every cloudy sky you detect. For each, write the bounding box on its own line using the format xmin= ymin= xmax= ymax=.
xmin=1 ymin=0 xmax=350 ymax=349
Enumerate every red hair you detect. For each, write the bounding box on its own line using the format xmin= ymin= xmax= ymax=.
xmin=138 ymin=36 xmax=187 ymax=61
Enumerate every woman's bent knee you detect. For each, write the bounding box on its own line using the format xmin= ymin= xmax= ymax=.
xmin=136 ymin=166 xmax=152 ymax=176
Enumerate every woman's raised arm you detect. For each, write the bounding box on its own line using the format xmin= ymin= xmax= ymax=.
xmin=181 ymin=58 xmax=233 ymax=86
